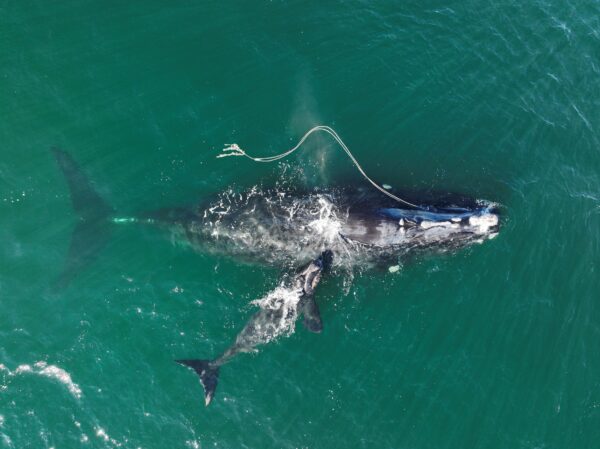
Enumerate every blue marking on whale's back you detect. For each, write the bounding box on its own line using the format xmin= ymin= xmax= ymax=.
xmin=377 ymin=207 xmax=475 ymax=223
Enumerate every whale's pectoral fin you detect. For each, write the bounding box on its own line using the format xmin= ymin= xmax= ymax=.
xmin=301 ymin=295 xmax=322 ymax=333
xmin=298 ymin=250 xmax=333 ymax=333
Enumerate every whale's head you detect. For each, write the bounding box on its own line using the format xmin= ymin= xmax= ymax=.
xmin=362 ymin=202 xmax=501 ymax=249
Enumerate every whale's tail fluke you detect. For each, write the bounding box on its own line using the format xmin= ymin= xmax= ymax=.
xmin=52 ymin=148 xmax=114 ymax=290
xmin=176 ymin=359 xmax=220 ymax=406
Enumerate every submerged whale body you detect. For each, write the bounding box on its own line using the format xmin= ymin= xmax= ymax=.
xmin=53 ymin=148 xmax=500 ymax=406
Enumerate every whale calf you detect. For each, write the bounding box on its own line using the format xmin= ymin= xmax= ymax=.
xmin=177 ymin=250 xmax=332 ymax=405
xmin=53 ymin=148 xmax=500 ymax=406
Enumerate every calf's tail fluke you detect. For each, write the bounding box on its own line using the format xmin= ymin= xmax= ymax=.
xmin=52 ymin=148 xmax=114 ymax=290
xmin=176 ymin=359 xmax=220 ymax=406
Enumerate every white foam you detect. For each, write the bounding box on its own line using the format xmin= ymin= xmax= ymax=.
xmin=1 ymin=434 xmax=12 ymax=448
xmin=34 ymin=362 xmax=82 ymax=399
xmin=1 ymin=361 xmax=81 ymax=399
xmin=307 ymin=196 xmax=342 ymax=243
xmin=251 ymin=285 xmax=304 ymax=342
xmin=15 ymin=364 xmax=33 ymax=374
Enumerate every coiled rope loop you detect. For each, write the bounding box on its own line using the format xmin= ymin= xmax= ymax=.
xmin=218 ymin=125 xmax=422 ymax=209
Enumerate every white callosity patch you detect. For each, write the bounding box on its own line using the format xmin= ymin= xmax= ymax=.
xmin=0 ymin=361 xmax=82 ymax=399
xmin=468 ymin=212 xmax=499 ymax=235
xmin=419 ymin=220 xmax=455 ymax=229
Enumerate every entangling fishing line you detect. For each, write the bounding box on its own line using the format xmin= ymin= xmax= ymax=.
xmin=217 ymin=125 xmax=423 ymax=209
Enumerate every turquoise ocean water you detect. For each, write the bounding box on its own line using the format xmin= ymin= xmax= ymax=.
xmin=2 ymin=2 xmax=600 ymax=448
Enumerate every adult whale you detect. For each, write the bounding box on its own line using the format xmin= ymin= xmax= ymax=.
xmin=52 ymin=147 xmax=500 ymax=405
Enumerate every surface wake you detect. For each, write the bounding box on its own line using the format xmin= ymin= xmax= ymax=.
xmin=0 ymin=361 xmax=82 ymax=399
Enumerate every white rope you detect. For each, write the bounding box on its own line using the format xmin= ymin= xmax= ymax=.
xmin=218 ymin=125 xmax=423 ymax=209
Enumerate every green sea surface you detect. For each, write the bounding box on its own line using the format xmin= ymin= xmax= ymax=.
xmin=2 ymin=1 xmax=600 ymax=448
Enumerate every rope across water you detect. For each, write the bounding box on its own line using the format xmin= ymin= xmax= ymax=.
xmin=217 ymin=125 xmax=423 ymax=209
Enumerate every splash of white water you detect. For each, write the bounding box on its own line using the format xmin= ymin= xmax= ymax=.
xmin=307 ymin=196 xmax=342 ymax=243
xmin=251 ymin=285 xmax=304 ymax=342
xmin=0 ymin=361 xmax=82 ymax=399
